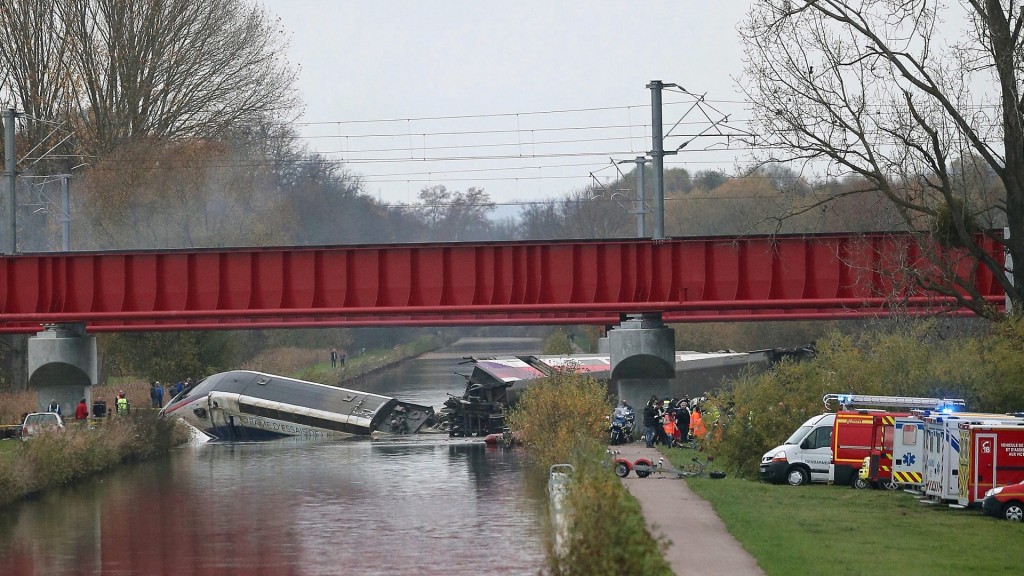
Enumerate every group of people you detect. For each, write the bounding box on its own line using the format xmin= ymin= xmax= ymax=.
xmin=36 ymin=377 xmax=194 ymax=426
xmin=149 ymin=379 xmax=190 ymax=408
xmin=45 ymin=398 xmax=90 ymax=420
xmin=330 ymin=348 xmax=346 ymax=369
xmin=641 ymin=394 xmax=708 ymax=449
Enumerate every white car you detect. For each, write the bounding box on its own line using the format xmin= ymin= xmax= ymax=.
xmin=20 ymin=412 xmax=65 ymax=439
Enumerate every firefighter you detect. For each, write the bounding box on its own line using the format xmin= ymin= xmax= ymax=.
xmin=116 ymin=391 xmax=130 ymax=415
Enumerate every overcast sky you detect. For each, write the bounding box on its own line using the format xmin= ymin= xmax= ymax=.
xmin=262 ymin=1 xmax=756 ymax=206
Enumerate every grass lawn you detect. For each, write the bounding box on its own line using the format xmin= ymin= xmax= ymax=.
xmin=665 ymin=449 xmax=1023 ymax=576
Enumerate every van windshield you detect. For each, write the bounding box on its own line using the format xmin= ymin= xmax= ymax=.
xmin=784 ymin=425 xmax=812 ymax=445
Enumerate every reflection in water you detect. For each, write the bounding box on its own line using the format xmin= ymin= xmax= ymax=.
xmin=0 ymin=339 xmax=547 ymax=575
xmin=0 ymin=439 xmax=545 ymax=575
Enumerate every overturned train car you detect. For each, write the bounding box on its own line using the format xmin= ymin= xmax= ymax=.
xmin=161 ymin=370 xmax=435 ymax=441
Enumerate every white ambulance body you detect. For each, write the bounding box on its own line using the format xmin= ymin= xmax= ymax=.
xmin=921 ymin=412 xmax=1024 ymax=503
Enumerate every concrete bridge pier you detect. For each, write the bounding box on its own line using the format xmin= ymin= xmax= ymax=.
xmin=606 ymin=313 xmax=676 ymax=410
xmin=27 ymin=323 xmax=97 ymax=414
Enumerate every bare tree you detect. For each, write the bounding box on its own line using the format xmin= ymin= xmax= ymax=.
xmin=739 ymin=1 xmax=1022 ymax=317
xmin=416 ymin=185 xmax=496 ymax=241
xmin=63 ymin=0 xmax=300 ymax=154
xmin=0 ymin=0 xmax=74 ymax=151
xmin=0 ymin=0 xmax=300 ymax=156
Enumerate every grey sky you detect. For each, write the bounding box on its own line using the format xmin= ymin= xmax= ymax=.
xmin=263 ymin=1 xmax=755 ymax=206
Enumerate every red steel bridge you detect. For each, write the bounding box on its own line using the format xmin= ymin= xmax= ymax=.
xmin=0 ymin=232 xmax=1007 ymax=333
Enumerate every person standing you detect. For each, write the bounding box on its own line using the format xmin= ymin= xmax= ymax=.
xmin=47 ymin=399 xmax=61 ymax=416
xmin=75 ymin=398 xmax=89 ymax=420
xmin=676 ymin=399 xmax=691 ymax=442
xmin=642 ymin=396 xmax=659 ymax=448
xmin=116 ymin=391 xmax=130 ymax=415
xmin=331 ymin=348 xmax=338 ymax=369
xmin=155 ymin=382 xmax=164 ymax=408
xmin=339 ymin=350 xmax=346 ymax=368
xmin=150 ymin=382 xmax=161 ymax=408
xmin=92 ymin=397 xmax=107 ymax=418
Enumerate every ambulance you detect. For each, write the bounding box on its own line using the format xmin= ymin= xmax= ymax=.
xmin=760 ymin=394 xmax=964 ymax=487
xmin=888 ymin=416 xmax=928 ymax=488
xmin=856 ymin=412 xmax=920 ymax=489
xmin=956 ymin=422 xmax=1024 ymax=507
xmin=920 ymin=412 xmax=1024 ymax=504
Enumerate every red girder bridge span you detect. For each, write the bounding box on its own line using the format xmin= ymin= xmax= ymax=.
xmin=0 ymin=232 xmax=1006 ymax=333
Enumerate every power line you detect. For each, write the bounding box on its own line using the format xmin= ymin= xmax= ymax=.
xmin=293 ymin=100 xmax=735 ymax=126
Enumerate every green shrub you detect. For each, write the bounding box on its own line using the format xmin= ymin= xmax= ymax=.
xmin=542 ymin=330 xmax=575 ymax=355
xmin=507 ymin=368 xmax=671 ymax=575
xmin=704 ymin=321 xmax=1024 ymax=478
xmin=553 ymin=453 xmax=672 ymax=576
xmin=0 ymin=412 xmax=189 ymax=508
xmin=506 ymin=367 xmax=610 ymax=469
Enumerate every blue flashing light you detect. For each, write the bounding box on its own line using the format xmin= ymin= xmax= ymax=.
xmin=940 ymin=406 xmax=955 ymax=414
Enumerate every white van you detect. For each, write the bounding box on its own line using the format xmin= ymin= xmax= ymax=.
xmin=760 ymin=413 xmax=834 ymax=486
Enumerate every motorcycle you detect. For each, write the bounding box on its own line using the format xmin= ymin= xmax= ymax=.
xmin=609 ymin=409 xmax=635 ymax=445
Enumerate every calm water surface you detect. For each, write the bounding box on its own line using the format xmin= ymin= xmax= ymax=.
xmin=0 ymin=338 xmax=548 ymax=575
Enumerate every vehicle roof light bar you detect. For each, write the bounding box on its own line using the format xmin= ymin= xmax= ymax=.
xmin=822 ymin=394 xmax=967 ymax=412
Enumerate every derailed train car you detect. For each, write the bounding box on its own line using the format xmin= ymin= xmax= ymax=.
xmin=161 ymin=370 xmax=435 ymax=441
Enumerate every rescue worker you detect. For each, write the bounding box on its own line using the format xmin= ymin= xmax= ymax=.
xmin=690 ymin=405 xmax=707 ymax=440
xmin=47 ymin=399 xmax=61 ymax=416
xmin=116 ymin=391 xmax=130 ymax=415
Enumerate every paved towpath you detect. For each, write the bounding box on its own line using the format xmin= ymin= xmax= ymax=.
xmin=614 ymin=444 xmax=765 ymax=576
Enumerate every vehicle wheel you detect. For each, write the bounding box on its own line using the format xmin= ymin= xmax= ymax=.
xmin=636 ymin=470 xmax=651 ymax=478
xmin=1002 ymin=501 xmax=1024 ymax=522
xmin=786 ymin=466 xmax=809 ymax=486
xmin=879 ymin=479 xmax=899 ymax=491
xmin=614 ymin=462 xmax=630 ymax=478
xmin=852 ymin=476 xmax=871 ymax=490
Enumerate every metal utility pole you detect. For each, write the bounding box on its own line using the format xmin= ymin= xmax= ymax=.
xmin=61 ymin=175 xmax=71 ymax=251
xmin=647 ymin=80 xmax=676 ymax=240
xmin=3 ymin=108 xmax=16 ymax=254
xmin=631 ymin=156 xmax=648 ymax=237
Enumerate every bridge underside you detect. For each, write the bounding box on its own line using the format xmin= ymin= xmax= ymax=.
xmin=0 ymin=233 xmax=1006 ymax=332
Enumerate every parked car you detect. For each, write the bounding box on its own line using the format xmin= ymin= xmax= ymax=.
xmin=20 ymin=412 xmax=65 ymax=439
xmin=982 ymin=479 xmax=1024 ymax=521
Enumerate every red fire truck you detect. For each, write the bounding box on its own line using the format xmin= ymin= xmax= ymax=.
xmin=957 ymin=422 xmax=1024 ymax=507
xmin=825 ymin=394 xmax=965 ymax=489
xmin=855 ymin=412 xmax=915 ymax=489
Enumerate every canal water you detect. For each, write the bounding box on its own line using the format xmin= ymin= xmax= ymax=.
xmin=0 ymin=337 xmax=548 ymax=575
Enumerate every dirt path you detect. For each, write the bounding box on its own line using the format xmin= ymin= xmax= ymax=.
xmin=614 ymin=444 xmax=765 ymax=576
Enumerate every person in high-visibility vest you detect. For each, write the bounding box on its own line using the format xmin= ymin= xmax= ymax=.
xmin=116 ymin=391 xmax=130 ymax=415
xmin=689 ymin=405 xmax=707 ymax=440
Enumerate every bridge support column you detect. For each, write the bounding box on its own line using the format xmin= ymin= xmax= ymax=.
xmin=27 ymin=323 xmax=97 ymax=413
xmin=608 ymin=313 xmax=675 ymax=410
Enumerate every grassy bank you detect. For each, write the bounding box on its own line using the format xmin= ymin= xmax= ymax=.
xmin=662 ymin=448 xmax=1021 ymax=575
xmin=507 ymin=369 xmax=672 ymax=576
xmin=243 ymin=333 xmax=456 ymax=385
xmin=0 ymin=411 xmax=189 ymax=508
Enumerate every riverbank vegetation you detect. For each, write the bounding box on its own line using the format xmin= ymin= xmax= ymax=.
xmin=256 ymin=332 xmax=458 ymax=385
xmin=0 ymin=411 xmax=188 ymax=508
xmin=700 ymin=318 xmax=1024 ymax=479
xmin=506 ymin=368 xmax=672 ymax=576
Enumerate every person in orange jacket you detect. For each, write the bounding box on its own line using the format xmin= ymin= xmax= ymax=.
xmin=689 ymin=405 xmax=707 ymax=440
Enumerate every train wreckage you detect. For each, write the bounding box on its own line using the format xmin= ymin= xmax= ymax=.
xmin=162 ymin=350 xmax=784 ymax=442
xmin=161 ymin=370 xmax=436 ymax=441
